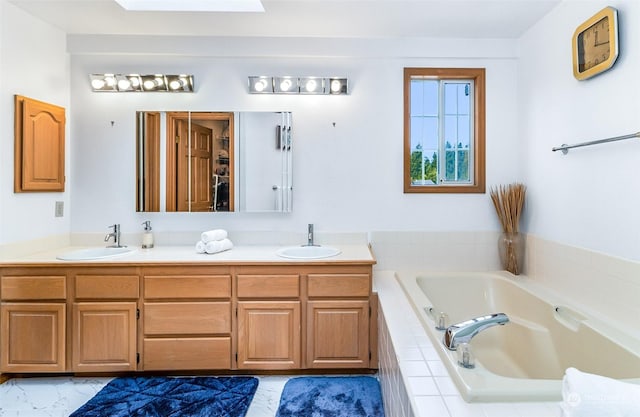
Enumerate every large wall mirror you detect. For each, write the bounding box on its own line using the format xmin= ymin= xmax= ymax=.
xmin=136 ymin=111 xmax=292 ymax=213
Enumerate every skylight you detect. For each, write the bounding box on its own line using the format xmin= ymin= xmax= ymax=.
xmin=114 ymin=0 xmax=265 ymax=12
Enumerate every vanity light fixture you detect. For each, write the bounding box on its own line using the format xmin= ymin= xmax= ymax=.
xmin=90 ymin=74 xmax=194 ymax=92
xmin=248 ymin=76 xmax=349 ymax=95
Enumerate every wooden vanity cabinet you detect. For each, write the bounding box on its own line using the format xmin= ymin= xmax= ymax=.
xmin=0 ymin=260 xmax=377 ymax=374
xmin=71 ymin=272 xmax=139 ymax=372
xmin=236 ymin=273 xmax=301 ymax=370
xmin=307 ymin=273 xmax=372 ymax=368
xmin=142 ymin=267 xmax=232 ymax=371
xmin=1 ymin=273 xmax=67 ymax=372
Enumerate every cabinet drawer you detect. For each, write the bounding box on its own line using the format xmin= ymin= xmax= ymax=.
xmin=75 ymin=275 xmax=139 ymax=300
xmin=237 ymin=275 xmax=299 ymax=298
xmin=1 ymin=276 xmax=66 ymax=300
xmin=144 ymin=275 xmax=231 ymax=299
xmin=308 ymin=274 xmax=370 ymax=298
xmin=144 ymin=302 xmax=231 ymax=335
xmin=143 ymin=337 xmax=231 ymax=370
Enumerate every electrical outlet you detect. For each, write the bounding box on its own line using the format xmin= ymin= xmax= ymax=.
xmin=55 ymin=201 xmax=64 ymax=217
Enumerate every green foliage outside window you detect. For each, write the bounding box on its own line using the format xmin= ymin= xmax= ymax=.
xmin=411 ymin=146 xmax=467 ymax=184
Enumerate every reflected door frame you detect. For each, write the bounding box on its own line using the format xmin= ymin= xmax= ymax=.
xmin=165 ymin=112 xmax=235 ymax=212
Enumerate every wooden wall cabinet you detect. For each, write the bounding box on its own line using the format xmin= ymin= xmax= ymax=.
xmin=14 ymin=95 xmax=66 ymax=192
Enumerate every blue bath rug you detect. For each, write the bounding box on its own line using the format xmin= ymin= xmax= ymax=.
xmin=275 ymin=376 xmax=384 ymax=417
xmin=69 ymin=376 xmax=258 ymax=417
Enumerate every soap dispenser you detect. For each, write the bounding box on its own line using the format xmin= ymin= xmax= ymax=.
xmin=141 ymin=220 xmax=154 ymax=249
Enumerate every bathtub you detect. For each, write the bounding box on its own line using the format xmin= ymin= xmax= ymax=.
xmin=395 ymin=271 xmax=640 ymax=402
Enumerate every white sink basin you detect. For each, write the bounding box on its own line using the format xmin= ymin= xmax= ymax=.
xmin=276 ymin=245 xmax=341 ymax=259
xmin=56 ymin=247 xmax=136 ymax=261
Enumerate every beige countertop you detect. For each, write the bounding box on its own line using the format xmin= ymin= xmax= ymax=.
xmin=0 ymin=244 xmax=376 ymax=266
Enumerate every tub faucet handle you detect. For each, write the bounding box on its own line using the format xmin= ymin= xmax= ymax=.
xmin=443 ymin=312 xmax=509 ymax=350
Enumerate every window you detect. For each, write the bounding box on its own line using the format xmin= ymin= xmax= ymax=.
xmin=404 ymin=68 xmax=485 ymax=193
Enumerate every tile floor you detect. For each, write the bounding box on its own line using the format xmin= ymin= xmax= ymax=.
xmin=0 ymin=375 xmax=290 ymax=417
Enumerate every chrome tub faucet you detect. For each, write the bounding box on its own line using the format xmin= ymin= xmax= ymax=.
xmin=443 ymin=313 xmax=509 ymax=350
xmin=104 ymin=224 xmax=125 ymax=248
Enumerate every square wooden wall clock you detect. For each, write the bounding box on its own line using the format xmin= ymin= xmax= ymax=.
xmin=572 ymin=7 xmax=619 ymax=80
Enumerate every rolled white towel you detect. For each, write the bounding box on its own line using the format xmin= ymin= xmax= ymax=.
xmin=201 ymin=229 xmax=228 ymax=242
xmin=561 ymin=367 xmax=640 ymax=417
xmin=195 ymin=240 xmax=206 ymax=254
xmin=205 ymin=238 xmax=233 ymax=254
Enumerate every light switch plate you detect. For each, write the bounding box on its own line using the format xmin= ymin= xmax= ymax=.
xmin=55 ymin=201 xmax=64 ymax=217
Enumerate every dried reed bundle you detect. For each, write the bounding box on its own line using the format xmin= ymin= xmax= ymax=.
xmin=490 ymin=183 xmax=526 ymax=233
xmin=490 ymin=183 xmax=526 ymax=274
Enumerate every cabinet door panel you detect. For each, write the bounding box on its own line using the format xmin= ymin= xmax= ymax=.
xmin=237 ymin=301 xmax=300 ymax=369
xmin=14 ymin=95 xmax=65 ymax=192
xmin=72 ymin=302 xmax=137 ymax=372
xmin=307 ymin=300 xmax=369 ymax=368
xmin=1 ymin=303 xmax=65 ymax=372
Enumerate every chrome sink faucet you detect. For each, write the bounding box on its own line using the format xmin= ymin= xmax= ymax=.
xmin=305 ymin=223 xmax=318 ymax=247
xmin=104 ymin=224 xmax=125 ymax=248
xmin=443 ymin=313 xmax=509 ymax=350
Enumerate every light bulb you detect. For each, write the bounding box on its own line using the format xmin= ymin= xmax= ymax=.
xmin=154 ymin=76 xmax=164 ymax=86
xmin=104 ymin=75 xmax=116 ymax=87
xmin=143 ymin=79 xmax=156 ymax=90
xmin=305 ymin=79 xmax=317 ymax=92
xmin=117 ymin=79 xmax=131 ymax=90
xmin=330 ymin=79 xmax=342 ymax=93
xmin=129 ymin=77 xmax=140 ymax=87
xmin=91 ymin=78 xmax=106 ymax=89
xmin=169 ymin=79 xmax=181 ymax=90
xmin=280 ymin=78 xmax=293 ymax=91
xmin=254 ymin=79 xmax=267 ymax=92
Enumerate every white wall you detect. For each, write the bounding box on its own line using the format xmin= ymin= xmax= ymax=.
xmin=68 ymin=38 xmax=521 ymax=240
xmin=519 ymin=0 xmax=640 ymax=261
xmin=0 ymin=1 xmax=70 ymax=245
